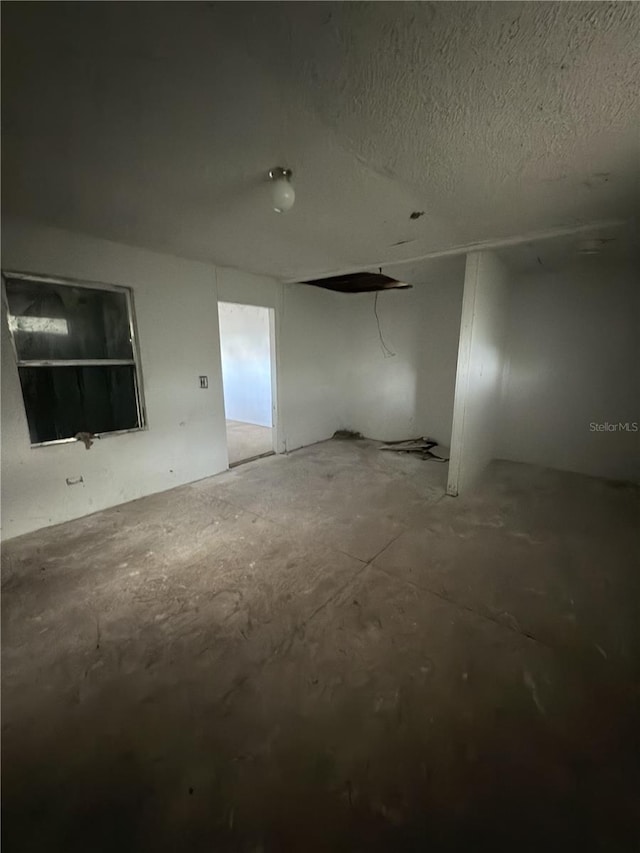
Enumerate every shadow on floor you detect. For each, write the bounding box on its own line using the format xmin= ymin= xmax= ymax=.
xmin=2 ymin=440 xmax=639 ymax=851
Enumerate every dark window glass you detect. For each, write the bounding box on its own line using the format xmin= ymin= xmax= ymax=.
xmin=18 ymin=366 xmax=139 ymax=444
xmin=5 ymin=278 xmax=133 ymax=361
xmin=4 ymin=275 xmax=144 ymax=444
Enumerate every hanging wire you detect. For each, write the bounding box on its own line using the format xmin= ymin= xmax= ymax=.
xmin=374 ymin=291 xmax=396 ymax=358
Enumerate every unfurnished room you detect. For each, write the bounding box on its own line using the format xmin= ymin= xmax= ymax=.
xmin=1 ymin=2 xmax=639 ymax=851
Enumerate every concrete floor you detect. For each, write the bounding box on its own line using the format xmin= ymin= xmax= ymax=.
xmin=2 ymin=438 xmax=640 ymax=852
xmin=226 ymin=420 xmax=273 ymax=466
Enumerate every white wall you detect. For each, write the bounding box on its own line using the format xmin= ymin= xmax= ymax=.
xmin=215 ymin=268 xmax=350 ymax=453
xmin=499 ymin=259 xmax=640 ymax=482
xmin=0 ymin=218 xmax=472 ymax=540
xmin=447 ymin=251 xmax=509 ymax=496
xmin=2 ymin=220 xmax=365 ymax=539
xmin=279 ymin=284 xmax=351 ymax=450
xmin=343 ymin=257 xmax=465 ymax=446
xmin=218 ymin=302 xmax=272 ymax=427
xmin=217 ymin=261 xmax=466 ymax=453
xmin=1 ymin=218 xmax=229 ymax=540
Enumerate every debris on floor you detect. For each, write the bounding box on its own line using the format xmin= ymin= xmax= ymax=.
xmin=380 ymin=437 xmax=449 ymax=461
xmin=333 ymin=429 xmax=364 ymax=440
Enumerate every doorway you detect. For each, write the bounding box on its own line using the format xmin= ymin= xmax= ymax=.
xmin=218 ymin=301 xmax=277 ymax=466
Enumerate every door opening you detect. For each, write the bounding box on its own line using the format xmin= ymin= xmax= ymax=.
xmin=218 ymin=301 xmax=277 ymax=467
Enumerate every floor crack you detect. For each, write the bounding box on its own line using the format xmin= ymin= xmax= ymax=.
xmin=374 ymin=564 xmax=554 ymax=650
xmin=208 ymin=493 xmax=370 ymax=566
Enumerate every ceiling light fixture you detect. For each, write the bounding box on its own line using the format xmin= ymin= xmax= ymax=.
xmin=269 ymin=167 xmax=295 ymax=213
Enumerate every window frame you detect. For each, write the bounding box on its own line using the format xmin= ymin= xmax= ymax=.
xmin=2 ymin=269 xmax=147 ymax=448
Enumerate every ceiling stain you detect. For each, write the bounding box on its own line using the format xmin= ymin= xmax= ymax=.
xmin=410 ymin=211 xmax=425 ymax=220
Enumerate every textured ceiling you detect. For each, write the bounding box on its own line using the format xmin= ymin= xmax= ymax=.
xmin=2 ymin=2 xmax=639 ymax=280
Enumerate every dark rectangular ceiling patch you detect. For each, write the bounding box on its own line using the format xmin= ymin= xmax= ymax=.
xmin=300 ymin=272 xmax=412 ymax=293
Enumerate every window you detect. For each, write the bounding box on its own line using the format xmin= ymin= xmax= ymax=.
xmin=3 ymin=272 xmax=146 ymax=446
